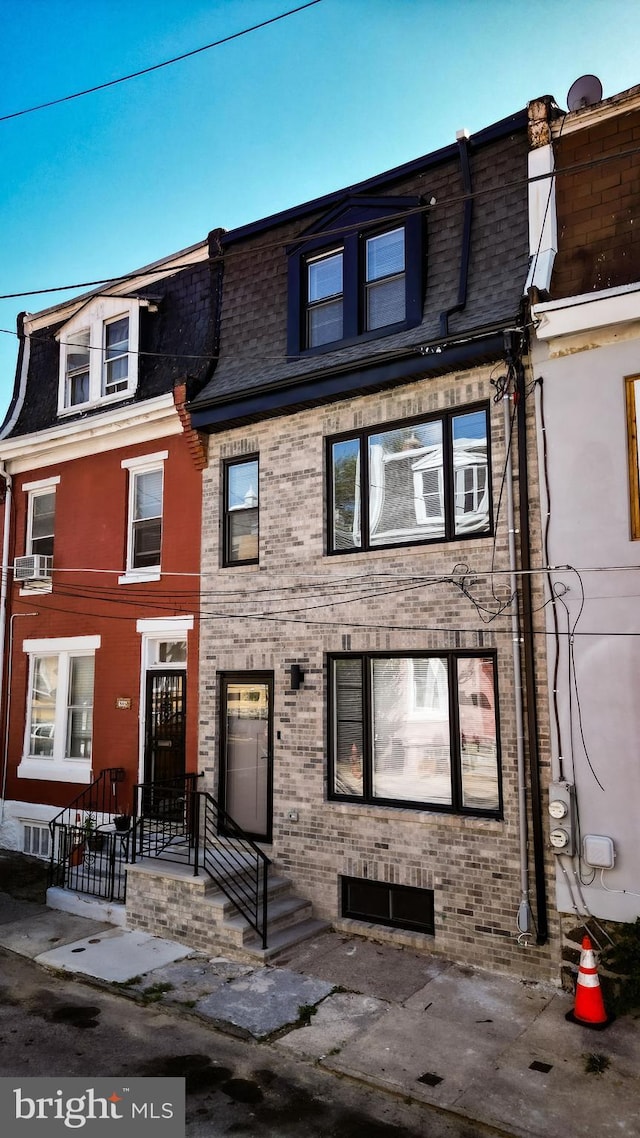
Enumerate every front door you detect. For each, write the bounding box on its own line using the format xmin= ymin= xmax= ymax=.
xmin=221 ymin=673 xmax=272 ymax=842
xmin=144 ymin=670 xmax=186 ymax=786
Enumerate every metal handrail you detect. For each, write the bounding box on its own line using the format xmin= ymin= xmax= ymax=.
xmin=197 ymin=791 xmax=271 ymax=948
xmin=131 ymin=776 xmax=271 ymax=948
xmin=49 ymin=767 xmax=127 ymax=834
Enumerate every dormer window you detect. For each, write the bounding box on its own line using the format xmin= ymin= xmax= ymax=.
xmin=65 ymin=330 xmax=90 ymax=407
xmin=307 ymin=251 xmax=343 ymax=347
xmin=365 ymin=228 xmax=405 ymax=330
xmin=103 ymin=316 xmax=129 ymax=395
xmin=288 ymin=196 xmax=424 ymax=357
xmin=57 ymin=297 xmax=141 ymax=415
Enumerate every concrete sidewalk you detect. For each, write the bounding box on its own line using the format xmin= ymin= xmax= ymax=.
xmin=0 ymin=891 xmax=638 ymax=1138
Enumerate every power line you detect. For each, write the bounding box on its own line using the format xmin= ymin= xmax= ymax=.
xmin=1 ymin=140 xmax=639 ymax=306
xmin=0 ymin=2 xmax=323 ymax=124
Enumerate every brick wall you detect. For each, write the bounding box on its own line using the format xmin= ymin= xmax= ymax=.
xmin=552 ymin=106 xmax=640 ymax=297
xmin=198 ymin=365 xmax=559 ymax=980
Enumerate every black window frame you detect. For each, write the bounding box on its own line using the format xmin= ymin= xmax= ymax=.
xmin=341 ymin=876 xmax=435 ymax=935
xmin=328 ymin=650 xmax=503 ymax=819
xmin=287 ymin=198 xmax=425 ymax=357
xmin=222 ymin=455 xmax=260 ymax=567
xmin=327 ymin=403 xmax=493 ymax=555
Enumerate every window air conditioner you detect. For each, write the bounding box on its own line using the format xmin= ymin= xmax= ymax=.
xmin=14 ymin=554 xmax=52 ymax=581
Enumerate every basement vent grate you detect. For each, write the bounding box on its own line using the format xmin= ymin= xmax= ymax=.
xmin=418 ymin=1072 xmax=443 ymax=1087
xmin=529 ymin=1061 xmax=553 ymax=1073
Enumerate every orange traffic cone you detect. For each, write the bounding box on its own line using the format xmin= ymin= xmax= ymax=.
xmin=566 ymin=935 xmax=613 ymax=1029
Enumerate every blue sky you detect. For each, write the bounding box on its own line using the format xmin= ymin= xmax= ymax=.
xmin=1 ymin=0 xmax=639 ymax=410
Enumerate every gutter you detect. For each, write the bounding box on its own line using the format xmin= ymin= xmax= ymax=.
xmin=190 ymin=329 xmax=509 ymax=433
xmin=0 ymin=463 xmax=12 ymax=822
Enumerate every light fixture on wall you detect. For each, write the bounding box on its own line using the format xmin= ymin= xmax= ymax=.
xmin=290 ymin=664 xmax=305 ymax=690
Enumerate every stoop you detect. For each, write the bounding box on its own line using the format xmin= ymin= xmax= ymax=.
xmin=125 ymin=858 xmax=328 ymax=963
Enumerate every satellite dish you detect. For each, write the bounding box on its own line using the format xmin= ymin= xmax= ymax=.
xmin=567 ymin=74 xmax=603 ymax=112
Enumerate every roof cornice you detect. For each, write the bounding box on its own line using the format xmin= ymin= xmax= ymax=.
xmin=553 ymin=84 xmax=640 ymax=137
xmin=0 ymin=394 xmax=181 ymax=474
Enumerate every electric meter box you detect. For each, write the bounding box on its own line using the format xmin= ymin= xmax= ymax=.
xmin=548 ymin=781 xmax=576 ymax=855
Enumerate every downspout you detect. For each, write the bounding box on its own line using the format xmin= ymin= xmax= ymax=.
xmin=0 ymin=466 xmax=13 ymax=823
xmin=439 ymin=130 xmax=473 ymax=337
xmin=502 ymin=380 xmax=533 ymax=941
xmin=505 ymin=329 xmax=549 ymax=944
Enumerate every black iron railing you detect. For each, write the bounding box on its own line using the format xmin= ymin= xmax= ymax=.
xmin=49 ymin=771 xmax=270 ymax=945
xmin=49 ymin=768 xmax=130 ymax=902
xmin=197 ymin=792 xmax=270 ymax=949
xmin=132 ymin=773 xmax=200 ymax=862
xmin=132 ymin=776 xmax=270 ymax=948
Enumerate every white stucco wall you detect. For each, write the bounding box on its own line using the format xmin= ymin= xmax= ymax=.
xmin=0 ymin=798 xmax=58 ymax=855
xmin=532 ymin=328 xmax=640 ymax=922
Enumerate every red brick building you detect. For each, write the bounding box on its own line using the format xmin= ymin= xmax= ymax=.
xmin=0 ymin=238 xmax=219 ymax=871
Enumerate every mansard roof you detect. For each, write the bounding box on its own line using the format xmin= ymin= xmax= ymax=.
xmin=190 ymin=108 xmax=531 ymax=431
xmin=0 ymin=238 xmax=221 ymax=441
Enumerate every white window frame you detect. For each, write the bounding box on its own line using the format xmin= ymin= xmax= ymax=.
xmin=57 ymin=297 xmax=141 ymax=415
xmin=119 ymin=451 xmax=168 ymax=584
xmin=18 ymin=635 xmax=100 ymax=784
xmin=136 ymin=617 xmax=193 ymax=783
xmin=24 ymin=476 xmax=60 ymax=557
xmin=22 ymin=820 xmax=51 ymax=859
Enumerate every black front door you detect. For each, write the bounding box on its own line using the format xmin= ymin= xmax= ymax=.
xmin=144 ymin=670 xmax=186 ymax=786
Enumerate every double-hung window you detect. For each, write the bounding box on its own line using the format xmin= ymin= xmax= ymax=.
xmin=57 ymin=297 xmax=141 ymax=414
xmin=223 ymin=457 xmax=259 ymax=565
xmin=19 ymin=635 xmax=100 ymax=784
xmin=103 ymin=316 xmax=130 ymax=395
xmin=287 ymin=196 xmax=424 ymax=355
xmin=328 ymin=406 xmax=491 ymax=553
xmin=120 ymin=452 xmax=167 ymax=582
xmin=26 ymin=481 xmax=58 ymax=559
xmin=330 ymin=652 xmax=501 ymax=815
xmin=365 ymin=228 xmax=406 ymax=330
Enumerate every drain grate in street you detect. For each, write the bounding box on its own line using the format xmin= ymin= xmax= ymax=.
xmin=529 ymin=1061 xmax=553 ymax=1073
xmin=418 ymin=1072 xmax=443 ymax=1086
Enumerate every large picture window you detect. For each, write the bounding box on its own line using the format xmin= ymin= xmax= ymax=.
xmin=330 ymin=653 xmax=501 ymax=815
xmin=329 ymin=407 xmax=491 ymax=553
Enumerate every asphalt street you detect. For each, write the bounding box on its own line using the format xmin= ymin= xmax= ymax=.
xmin=0 ymin=948 xmax=498 ymax=1138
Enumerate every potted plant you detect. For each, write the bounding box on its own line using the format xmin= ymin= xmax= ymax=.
xmin=114 ymin=814 xmax=131 ymax=833
xmin=83 ymin=813 xmax=104 ymax=851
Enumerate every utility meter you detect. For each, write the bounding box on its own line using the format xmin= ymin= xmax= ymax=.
xmin=548 ymin=782 xmax=575 ymax=855
xmin=550 ymin=827 xmax=571 ymax=849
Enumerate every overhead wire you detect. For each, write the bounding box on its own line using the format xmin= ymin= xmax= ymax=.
xmin=0 ymin=2 xmax=324 ymax=123
xmin=2 ymin=140 xmax=640 ymax=308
